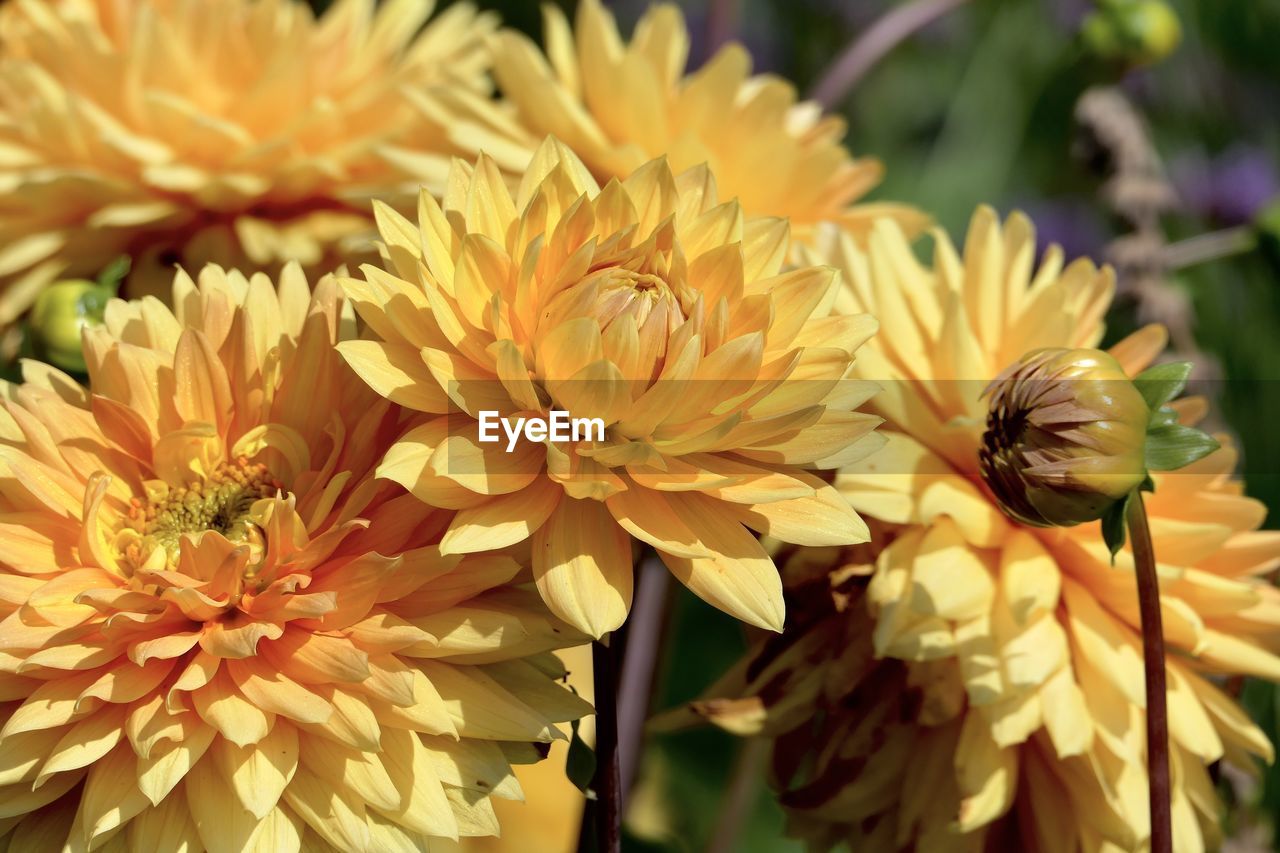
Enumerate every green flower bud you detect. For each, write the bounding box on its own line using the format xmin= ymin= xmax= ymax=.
xmin=1082 ymin=0 xmax=1181 ymax=67
xmin=28 ymin=256 xmax=129 ymax=374
xmin=979 ymin=347 xmax=1150 ymax=528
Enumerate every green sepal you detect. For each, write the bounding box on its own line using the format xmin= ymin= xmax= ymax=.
xmin=1134 ymin=362 xmax=1192 ymax=412
xmin=1101 ymin=493 xmax=1131 ymax=564
xmin=566 ymin=716 xmax=597 ymax=796
xmin=1139 ymin=473 xmax=1155 ymax=492
xmin=1145 ymin=422 xmax=1220 ymax=471
xmin=96 ymin=255 xmax=131 ymax=293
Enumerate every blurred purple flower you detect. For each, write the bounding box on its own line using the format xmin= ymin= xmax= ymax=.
xmin=1172 ymin=145 xmax=1279 ymax=226
xmin=1016 ymin=198 xmax=1110 ymax=263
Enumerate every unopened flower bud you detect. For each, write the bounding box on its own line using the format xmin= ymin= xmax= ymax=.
xmin=1082 ymin=0 xmax=1182 ymax=68
xmin=27 ymin=257 xmax=129 ymax=374
xmin=979 ymin=347 xmax=1150 ymax=527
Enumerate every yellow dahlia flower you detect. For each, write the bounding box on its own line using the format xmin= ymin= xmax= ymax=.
xmin=0 ymin=264 xmax=590 ymax=850
xmin=0 ymin=0 xmax=518 ymax=324
xmin=489 ymin=0 xmax=925 ymax=248
xmin=338 ymin=139 xmax=884 ymax=638
xmin=687 ymin=208 xmax=1280 ymax=851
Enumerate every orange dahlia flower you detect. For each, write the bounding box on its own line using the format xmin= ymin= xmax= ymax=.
xmin=0 ymin=0 xmax=518 ymax=324
xmin=489 ymin=0 xmax=925 ymax=248
xmin=338 ymin=139 xmax=884 ymax=638
xmin=685 ymin=209 xmax=1280 ymax=851
xmin=0 ymin=264 xmax=589 ymax=849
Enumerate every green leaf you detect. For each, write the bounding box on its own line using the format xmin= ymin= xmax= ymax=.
xmin=1145 ymin=423 xmax=1220 ymax=471
xmin=566 ymin=717 xmax=597 ymax=795
xmin=1133 ymin=362 xmax=1192 ymax=412
xmin=1101 ymin=495 xmax=1129 ymax=563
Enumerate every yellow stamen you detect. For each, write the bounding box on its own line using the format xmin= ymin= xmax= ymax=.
xmin=124 ymin=458 xmax=282 ymax=569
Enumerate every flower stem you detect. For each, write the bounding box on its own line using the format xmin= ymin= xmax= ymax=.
xmin=591 ymin=638 xmax=622 ymax=853
xmin=617 ymin=552 xmax=670 ymax=803
xmin=1161 ymin=225 xmax=1256 ymax=271
xmin=808 ymin=0 xmax=971 ymax=108
xmin=1127 ymin=492 xmax=1171 ymax=853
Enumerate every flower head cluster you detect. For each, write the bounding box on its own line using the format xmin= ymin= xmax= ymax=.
xmin=689 ymin=208 xmax=1280 ymax=851
xmin=0 ymin=0 xmax=516 ymax=323
xmin=0 ymin=265 xmax=588 ymax=849
xmin=490 ymin=0 xmax=926 ymax=247
xmin=338 ymin=139 xmax=884 ymax=638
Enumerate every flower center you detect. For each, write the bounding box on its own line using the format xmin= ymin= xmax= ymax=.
xmin=124 ymin=458 xmax=282 ymax=569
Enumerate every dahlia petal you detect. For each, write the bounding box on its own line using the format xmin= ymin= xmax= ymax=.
xmin=917 ymin=477 xmax=1008 ymax=550
xmin=1038 ymin=666 xmax=1093 ymax=758
xmin=359 ymin=655 xmax=418 ymax=708
xmin=911 ymin=517 xmax=995 ymax=622
xmin=954 ymin=713 xmax=1017 ymax=832
xmin=446 ymin=785 xmax=503 ymax=836
xmin=4 ymin=795 xmax=77 ymax=851
xmin=379 ymin=727 xmax=460 ymax=840
xmin=736 ymin=410 xmax=882 ymax=467
xmin=0 ymin=446 xmax=84 ymax=519
xmin=1187 ymin=671 xmax=1274 ymax=762
xmin=999 ymin=614 xmax=1068 ymax=690
xmin=334 ymin=340 xmax=449 ymax=414
xmin=0 ymin=672 xmax=97 ymax=738
xmin=184 ymin=755 xmax=273 ymax=853
xmin=438 ymin=480 xmax=562 ymax=556
xmin=1020 ymin=747 xmax=1084 ymax=853
xmin=306 ymin=686 xmax=383 ymax=752
xmin=227 ymin=659 xmax=333 ymax=727
xmin=531 ymin=498 xmax=633 ymax=638
xmin=76 ymin=658 xmax=173 ymax=710
xmin=403 ymin=594 xmax=573 ymax=660
xmin=1197 ymin=629 xmax=1280 ymax=681
xmin=1165 ymin=666 xmax=1223 ymax=763
xmin=172 ymin=330 xmax=233 ymax=433
xmin=300 ymin=736 xmax=399 ymax=814
xmin=261 ymin=628 xmax=370 ymax=685
xmin=423 ymin=736 xmax=523 ymax=801
xmin=999 ymin=532 xmax=1061 ymax=625
xmin=0 ymin=514 xmax=80 ymax=575
xmin=125 ymin=793 xmax=203 ymax=853
xmin=125 ymin=695 xmax=184 ymax=762
xmin=658 ymin=545 xmax=784 ymax=634
xmin=0 ymin=765 xmax=84 ymax=821
xmin=419 ymin=661 xmax=560 ymax=742
xmin=129 ymin=631 xmax=201 ymax=666
xmin=0 ymin=727 xmax=60 ymax=786
xmin=70 ymin=743 xmax=149 ymax=845
xmin=727 ymin=476 xmax=870 ymax=547
xmin=367 ymin=810 xmax=431 ymax=852
xmin=280 ymin=765 xmax=371 ymax=852
xmin=297 ymin=552 xmax=400 ymax=631
xmin=954 ymin=614 xmax=1003 ymax=704
xmin=244 ymin=806 xmax=303 ymax=853
xmin=384 ymin=554 xmax=523 ymax=622
xmin=604 ymin=486 xmax=708 ymax=560
xmin=198 ymin=616 xmax=282 ymax=660
xmin=1107 ymin=323 xmax=1169 ymax=376
xmin=135 ymin=721 xmax=215 ymax=806
xmin=1061 ymin=581 xmax=1146 ymax=710
xmin=484 ymin=657 xmax=596 ymax=722
xmin=191 ymin=669 xmax=274 ymax=748
xmin=363 ymin=668 xmax=456 ymax=740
